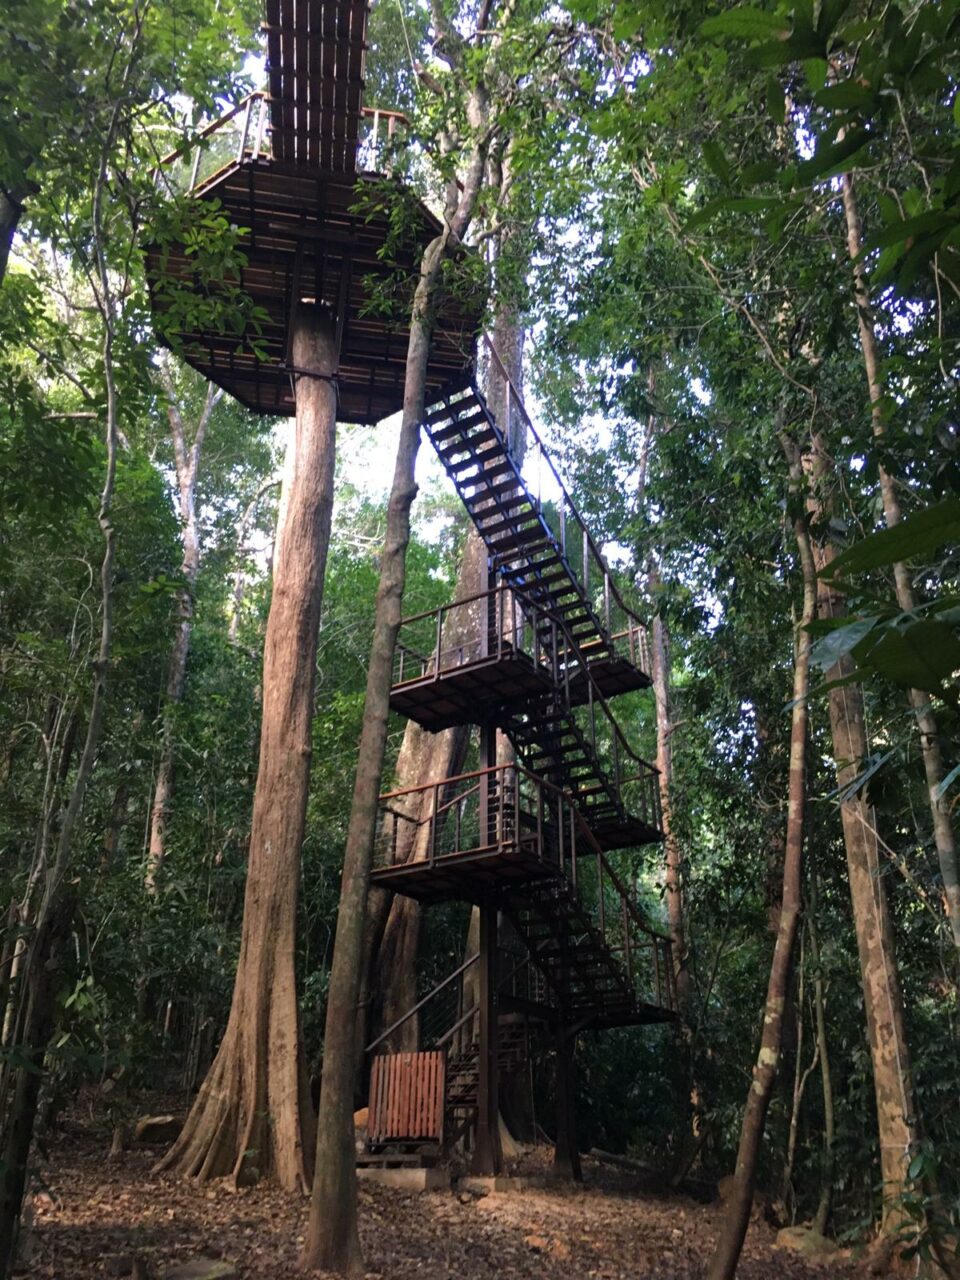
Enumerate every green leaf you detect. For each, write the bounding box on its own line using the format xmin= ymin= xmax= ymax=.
xmin=862 ymin=210 xmax=954 ymax=253
xmin=802 ymin=56 xmax=828 ymax=86
xmin=816 ymin=0 xmax=851 ymax=40
xmin=813 ymin=81 xmax=875 ymax=110
xmin=821 ymin=499 xmax=960 ymax=577
xmin=701 ymin=8 xmax=791 ymax=40
xmin=796 ymin=126 xmax=870 ymax=182
xmin=868 ymin=621 xmax=960 ymax=694
xmin=745 ymin=39 xmax=797 ymax=66
xmin=742 ymin=159 xmax=779 ymax=183
xmin=809 ymin=617 xmax=878 ymax=670
xmin=702 ymin=140 xmax=733 ymax=185
xmin=684 ymin=198 xmax=727 ymax=230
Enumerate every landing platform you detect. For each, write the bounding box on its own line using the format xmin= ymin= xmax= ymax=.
xmin=370 ymin=843 xmax=562 ymax=905
xmin=390 ymin=650 xmax=553 ymax=732
xmin=570 ymin=655 xmax=651 ymax=701
xmin=583 ymin=812 xmax=664 ymax=851
xmin=580 ymin=999 xmax=679 ymax=1029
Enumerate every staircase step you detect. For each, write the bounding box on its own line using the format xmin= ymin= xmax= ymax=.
xmin=430 ymin=408 xmax=492 ymax=440
xmin=436 ymin=433 xmax=502 ymax=464
xmin=474 ymin=507 xmax=542 ymax=535
xmin=460 ymin=472 xmax=520 ymax=499
xmin=425 ymin=396 xmax=481 ymax=426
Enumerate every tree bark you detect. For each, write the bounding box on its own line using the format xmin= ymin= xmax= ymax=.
xmin=0 ymin=186 xmax=26 ymax=288
xmin=805 ymin=434 xmax=917 ymax=1233
xmin=362 ymin=522 xmax=484 ymax=1057
xmin=0 ymin=895 xmax=73 ymax=1276
xmin=303 ymin=84 xmax=491 ymax=1268
xmin=229 ymin=477 xmax=281 ymax=647
xmin=807 ymin=864 xmax=835 ymax=1238
xmin=650 ymin=587 xmax=689 ymax=1014
xmin=156 ymin=304 xmax=338 ymax=1192
xmin=553 ymin=1027 xmax=581 ymax=1181
xmin=707 ymin=435 xmax=816 ymax=1280
xmin=303 ymin=324 xmax=429 ymax=1274
xmin=841 ymin=169 xmax=960 ymax=960
xmin=145 ymin=376 xmax=221 ymax=893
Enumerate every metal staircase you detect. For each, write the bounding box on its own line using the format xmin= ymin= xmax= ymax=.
xmin=424 ymin=386 xmax=612 ymax=654
xmin=420 ymin=362 xmax=662 ymax=850
xmin=363 ymin=846 xmax=676 ymax=1163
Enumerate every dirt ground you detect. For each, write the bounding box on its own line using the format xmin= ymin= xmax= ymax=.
xmin=19 ymin=1114 xmax=861 ymax=1279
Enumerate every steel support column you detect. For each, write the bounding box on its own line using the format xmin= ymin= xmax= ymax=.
xmin=553 ymin=1023 xmax=582 ymax=1181
xmin=472 ymin=891 xmax=502 ymax=1175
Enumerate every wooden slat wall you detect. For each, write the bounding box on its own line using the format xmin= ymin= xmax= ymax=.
xmin=265 ymin=0 xmax=368 ymax=171
xmin=368 ymin=1051 xmax=446 ymax=1143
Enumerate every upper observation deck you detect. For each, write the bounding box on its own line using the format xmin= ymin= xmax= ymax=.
xmin=146 ymin=0 xmax=485 ymax=424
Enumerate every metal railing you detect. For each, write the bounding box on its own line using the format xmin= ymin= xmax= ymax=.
xmin=375 ymin=761 xmax=588 ymax=873
xmin=366 ymin=949 xmax=550 ymax=1061
xmin=153 ymin=90 xmax=410 ymax=194
xmin=545 ymin=626 xmax=662 ymax=834
xmin=389 ymin=583 xmax=661 ymax=835
xmin=567 ymin=841 xmax=677 ymax=1016
xmin=370 ymin=764 xmax=675 ymax=1041
xmin=392 ymin=582 xmax=549 ymax=687
xmin=366 ymin=953 xmax=479 ymax=1056
xmin=482 ymin=337 xmax=652 ymax=677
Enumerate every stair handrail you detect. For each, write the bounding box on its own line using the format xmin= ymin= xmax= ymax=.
xmin=550 ymin=803 xmax=676 ymax=1013
xmin=483 ymin=337 xmax=649 ymax=655
xmin=366 ymin=944 xmax=555 ymax=1059
xmin=393 ymin=581 xmax=548 ymax=684
xmin=509 ymin=584 xmax=661 ymax=830
xmin=365 ymin=952 xmax=479 ymax=1054
xmin=154 ymin=90 xmax=411 ymax=189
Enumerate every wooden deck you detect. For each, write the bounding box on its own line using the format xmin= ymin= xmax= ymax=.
xmin=370 ymin=842 xmax=561 ymax=905
xmin=146 ymin=158 xmax=482 ymax=423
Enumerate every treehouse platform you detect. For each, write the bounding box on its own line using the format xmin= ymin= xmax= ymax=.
xmin=146 ymin=0 xmax=676 ymax=1183
xmin=146 ymin=0 xmax=484 ymax=424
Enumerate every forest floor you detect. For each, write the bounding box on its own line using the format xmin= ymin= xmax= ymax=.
xmin=19 ymin=1101 xmax=869 ymax=1280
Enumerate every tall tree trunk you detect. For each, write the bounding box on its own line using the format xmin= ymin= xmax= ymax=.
xmin=808 ymin=863 xmax=835 ymax=1237
xmin=841 ymin=169 xmax=960 ymax=960
xmin=650 ymin=589 xmax=689 ymax=1013
xmin=157 ymin=304 xmax=337 ymax=1191
xmin=0 ymin=894 xmax=73 ymax=1275
xmin=639 ymin=383 xmax=696 ymax=1182
xmin=361 ymin=146 xmax=526 ymax=1084
xmin=303 ymin=92 xmax=491 ymax=1271
xmin=780 ymin=934 xmax=819 ymax=1219
xmin=706 ymin=434 xmax=817 ymax=1280
xmin=363 ymin=526 xmax=484 ymax=1053
xmin=805 ymin=434 xmax=918 ymax=1233
xmin=0 ymin=186 xmax=27 ymax=288
xmin=146 ymin=376 xmax=221 ymax=892
xmin=304 ymin=296 xmax=432 ymax=1277
xmin=228 ymin=477 xmax=281 ymax=647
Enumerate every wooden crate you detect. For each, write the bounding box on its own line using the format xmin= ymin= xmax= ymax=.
xmin=368 ymin=1050 xmax=445 ymax=1144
